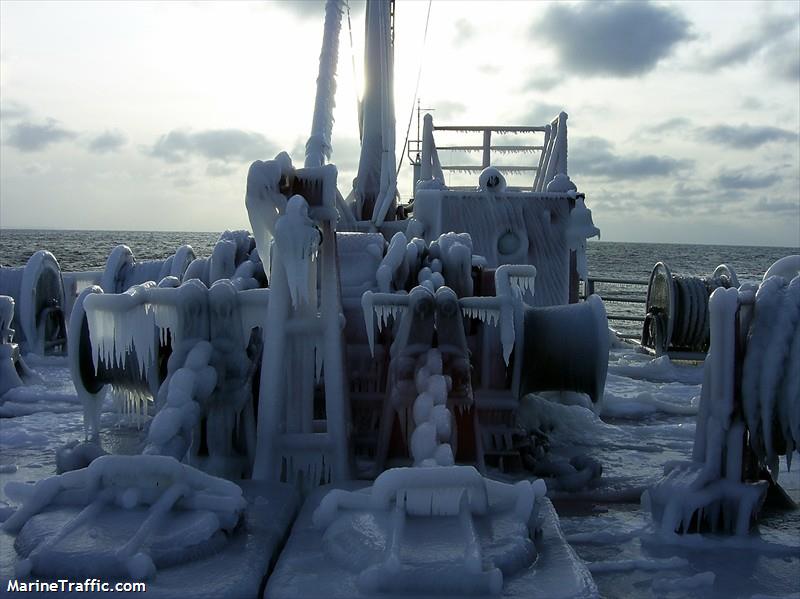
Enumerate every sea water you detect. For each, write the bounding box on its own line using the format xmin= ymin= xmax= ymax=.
xmin=2 ymin=229 xmax=794 ymax=279
xmin=1 ymin=228 xmax=797 ymax=337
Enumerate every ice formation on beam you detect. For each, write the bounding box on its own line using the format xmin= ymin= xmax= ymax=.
xmin=646 ymin=257 xmax=800 ymax=535
xmin=3 ymin=455 xmax=246 ymax=581
xmin=361 ymin=290 xmax=409 ymax=355
xmin=85 ymin=282 xmax=158 ymax=377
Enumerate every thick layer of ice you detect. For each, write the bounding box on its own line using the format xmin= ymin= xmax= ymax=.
xmin=270 ymin=479 xmax=577 ymax=599
xmin=742 ymin=274 xmax=800 ymax=467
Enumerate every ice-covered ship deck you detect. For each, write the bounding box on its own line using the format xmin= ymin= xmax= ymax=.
xmin=1 ymin=346 xmax=797 ymax=599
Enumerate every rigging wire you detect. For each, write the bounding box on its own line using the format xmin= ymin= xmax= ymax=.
xmin=345 ymin=0 xmax=363 ymax=141
xmin=396 ymin=0 xmax=433 ymax=181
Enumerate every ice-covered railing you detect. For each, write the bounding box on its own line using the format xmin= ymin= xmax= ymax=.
xmin=646 ymin=255 xmax=800 ymax=535
xmin=412 ymin=111 xmax=569 ymax=192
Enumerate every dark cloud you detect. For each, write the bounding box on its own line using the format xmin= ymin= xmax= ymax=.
xmin=713 ymin=170 xmax=777 ymax=190
xmin=703 ymin=14 xmax=799 ymax=81
xmin=4 ymin=119 xmax=77 ymax=152
xmin=698 ymin=124 xmax=798 ymax=148
xmin=571 ymin=136 xmax=693 ymax=179
xmin=764 ymin=40 xmax=800 ymax=82
xmin=87 ymin=130 xmax=127 ymax=154
xmin=532 ymin=2 xmax=693 ymax=77
xmin=148 ymin=129 xmax=276 ymax=163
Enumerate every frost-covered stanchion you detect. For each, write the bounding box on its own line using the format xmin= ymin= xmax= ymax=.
xmin=645 ymin=255 xmax=800 ymax=535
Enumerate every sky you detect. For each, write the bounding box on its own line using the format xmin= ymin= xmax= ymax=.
xmin=0 ymin=0 xmax=798 ymax=247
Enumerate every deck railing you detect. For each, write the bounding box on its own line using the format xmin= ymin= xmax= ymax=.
xmin=580 ymin=276 xmax=648 ymax=340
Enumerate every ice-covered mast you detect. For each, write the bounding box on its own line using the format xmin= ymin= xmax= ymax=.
xmin=305 ymin=0 xmax=344 ymax=169
xmin=354 ymin=0 xmax=397 ymax=225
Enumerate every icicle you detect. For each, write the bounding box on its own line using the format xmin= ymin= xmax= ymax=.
xmin=362 ymin=291 xmax=376 ymax=356
xmin=315 ymin=336 xmax=324 ymax=383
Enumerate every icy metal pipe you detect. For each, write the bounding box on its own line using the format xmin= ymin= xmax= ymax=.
xmin=305 ymin=0 xmax=344 ymax=169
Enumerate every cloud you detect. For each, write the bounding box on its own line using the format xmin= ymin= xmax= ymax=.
xmin=755 ymin=197 xmax=799 ymax=215
xmin=521 ymin=102 xmax=564 ymax=126
xmin=431 ymin=100 xmax=466 ymax=120
xmin=277 ymin=0 xmax=364 ymax=20
xmin=87 ymin=130 xmax=127 ymax=154
xmin=163 ymin=168 xmax=195 ymax=188
xmin=277 ymin=0 xmax=324 ymax=19
xmin=523 ymin=75 xmax=562 ymax=92
xmin=147 ymin=128 xmax=276 ymax=163
xmin=740 ymin=97 xmax=764 ymax=110
xmin=713 ymin=170 xmax=778 ymax=190
xmin=0 ymin=100 xmax=29 ymax=121
xmin=4 ymin=119 xmax=77 ymax=152
xmin=698 ymin=124 xmax=798 ymax=148
xmin=764 ymin=39 xmax=800 ymax=82
xmin=206 ymin=162 xmax=236 ymax=177
xmin=330 ymin=136 xmax=361 ymax=171
xmin=702 ymin=14 xmax=799 ymax=81
xmin=643 ymin=117 xmax=692 ymax=135
xmin=454 ymin=19 xmax=475 ymax=46
xmin=532 ymin=2 xmax=692 ymax=77
xmin=571 ymin=136 xmax=693 ymax=179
